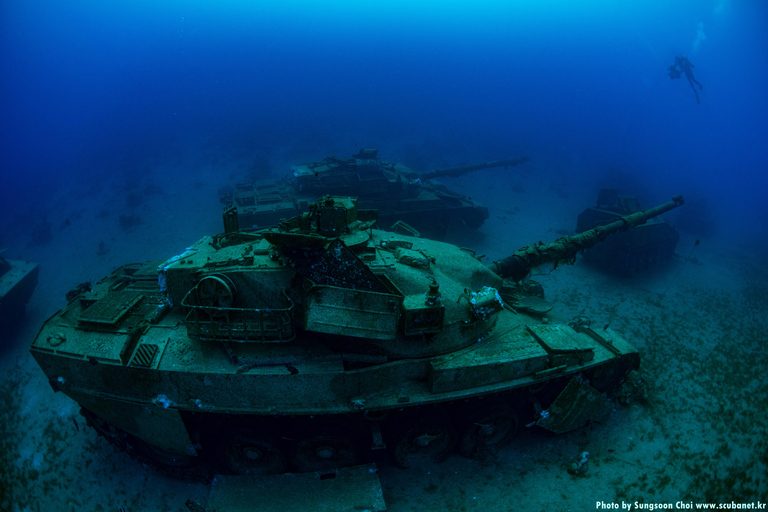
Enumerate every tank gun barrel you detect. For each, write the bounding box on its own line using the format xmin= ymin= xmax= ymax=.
xmin=420 ymin=156 xmax=529 ymax=180
xmin=489 ymin=195 xmax=685 ymax=282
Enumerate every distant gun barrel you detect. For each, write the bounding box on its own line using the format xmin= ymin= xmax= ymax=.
xmin=420 ymin=156 xmax=529 ymax=180
xmin=489 ymin=195 xmax=685 ymax=282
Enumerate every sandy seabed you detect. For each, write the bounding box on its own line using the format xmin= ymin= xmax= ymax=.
xmin=1 ymin=157 xmax=766 ymax=512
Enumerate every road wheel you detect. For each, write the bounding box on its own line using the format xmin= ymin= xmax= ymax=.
xmin=217 ymin=429 xmax=288 ymax=475
xmin=289 ymin=420 xmax=363 ymax=472
xmin=388 ymin=409 xmax=457 ymax=468
xmin=458 ymin=401 xmax=519 ymax=458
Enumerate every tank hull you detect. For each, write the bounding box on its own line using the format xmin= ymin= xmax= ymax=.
xmin=230 ymin=150 xmax=504 ymax=239
xmin=31 ymin=222 xmax=638 ymax=474
xmin=236 ymin=188 xmax=489 ymax=239
xmin=0 ymin=256 xmax=39 ymax=325
xmin=576 ymin=191 xmax=680 ymax=274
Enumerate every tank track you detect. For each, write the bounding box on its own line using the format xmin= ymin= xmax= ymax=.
xmin=80 ymin=365 xmax=635 ymax=479
xmin=81 ymin=408 xmax=213 ymax=482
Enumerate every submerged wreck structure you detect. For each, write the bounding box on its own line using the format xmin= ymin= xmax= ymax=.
xmin=30 ymin=194 xmax=683 ymax=508
xmin=576 ymin=188 xmax=680 ymax=274
xmin=228 ymin=149 xmax=528 ymax=239
xmin=0 ymin=250 xmax=39 ymax=326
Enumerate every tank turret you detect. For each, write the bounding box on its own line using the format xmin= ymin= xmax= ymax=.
xmin=574 ymin=189 xmax=682 ymax=274
xmin=229 ymin=149 xmax=529 ymax=239
xmin=31 ymin=194 xmax=680 ymax=477
xmin=490 ymin=195 xmax=685 ymax=281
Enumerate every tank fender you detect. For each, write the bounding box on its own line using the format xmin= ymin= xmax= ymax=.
xmin=535 ymin=375 xmax=613 ymax=434
xmin=75 ymin=393 xmax=194 ymax=455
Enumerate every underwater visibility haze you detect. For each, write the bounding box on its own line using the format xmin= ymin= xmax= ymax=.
xmin=2 ymin=0 xmax=767 ymax=240
xmin=1 ymin=0 xmax=768 ymax=510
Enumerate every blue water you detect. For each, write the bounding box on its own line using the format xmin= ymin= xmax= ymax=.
xmin=2 ymin=0 xmax=767 ymax=241
xmin=2 ymin=3 xmax=767 ymax=509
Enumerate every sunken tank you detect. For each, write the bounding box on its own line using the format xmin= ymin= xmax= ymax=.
xmin=576 ymin=188 xmax=681 ymax=274
xmin=0 ymin=250 xmax=39 ymax=326
xmin=229 ymin=148 xmax=529 ymax=239
xmin=31 ymin=194 xmax=683 ymax=476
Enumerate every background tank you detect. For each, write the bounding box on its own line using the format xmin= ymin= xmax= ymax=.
xmin=576 ymin=188 xmax=681 ymax=274
xmin=31 ymin=194 xmax=682 ymax=476
xmin=229 ymin=148 xmax=529 ymax=239
xmin=0 ymin=249 xmax=39 ymax=326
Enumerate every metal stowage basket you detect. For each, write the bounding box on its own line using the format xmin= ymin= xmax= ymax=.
xmin=182 ymin=287 xmax=295 ymax=343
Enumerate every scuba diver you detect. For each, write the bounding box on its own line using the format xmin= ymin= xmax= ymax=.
xmin=667 ymin=63 xmax=681 ymax=79
xmin=668 ymin=55 xmax=703 ymax=103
